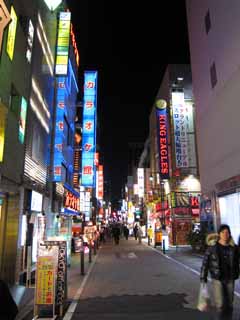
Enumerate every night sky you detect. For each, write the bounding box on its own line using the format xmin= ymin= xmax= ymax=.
xmin=66 ymin=1 xmax=190 ymax=203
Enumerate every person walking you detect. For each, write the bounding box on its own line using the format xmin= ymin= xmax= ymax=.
xmin=133 ymin=224 xmax=138 ymax=240
xmin=137 ymin=225 xmax=143 ymax=244
xmin=112 ymin=224 xmax=121 ymax=245
xmin=123 ymin=225 xmax=129 ymax=240
xmin=200 ymin=224 xmax=240 ymax=316
xmin=147 ymin=225 xmax=153 ymax=245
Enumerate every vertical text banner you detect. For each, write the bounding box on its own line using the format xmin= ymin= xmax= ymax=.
xmin=156 ymin=100 xmax=170 ymax=179
xmin=55 ymin=12 xmax=71 ymax=75
xmin=172 ymin=92 xmax=189 ymax=168
xmin=36 ymin=256 xmax=55 ymax=305
xmin=81 ymin=71 xmax=98 ymax=187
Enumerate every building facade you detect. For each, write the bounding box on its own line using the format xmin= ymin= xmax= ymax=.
xmin=147 ymin=64 xmax=201 ymax=245
xmin=186 ymin=0 xmax=240 ymax=243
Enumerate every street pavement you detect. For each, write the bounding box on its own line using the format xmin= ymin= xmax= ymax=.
xmin=14 ymin=237 xmax=240 ymax=319
xmin=65 ymin=237 xmax=240 ymax=320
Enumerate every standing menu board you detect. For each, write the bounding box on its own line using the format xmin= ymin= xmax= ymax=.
xmin=36 ymin=256 xmax=55 ymax=305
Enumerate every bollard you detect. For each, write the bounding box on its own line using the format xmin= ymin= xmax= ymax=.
xmin=89 ymin=244 xmax=92 ymax=263
xmin=93 ymin=240 xmax=97 ymax=255
xmin=80 ymin=247 xmax=85 ymax=275
xmin=162 ymin=239 xmax=166 ymax=254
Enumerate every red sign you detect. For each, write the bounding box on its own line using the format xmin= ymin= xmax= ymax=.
xmin=156 ymin=108 xmax=170 ymax=179
xmin=70 ymin=24 xmax=80 ymax=67
xmin=64 ymin=191 xmax=80 ymax=212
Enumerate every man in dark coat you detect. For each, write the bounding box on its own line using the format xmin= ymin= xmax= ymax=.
xmin=0 ymin=279 xmax=18 ymax=319
xmin=200 ymin=224 xmax=240 ymax=316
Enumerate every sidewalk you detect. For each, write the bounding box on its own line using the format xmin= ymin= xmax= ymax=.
xmin=142 ymin=237 xmax=240 ymax=296
xmin=13 ymin=249 xmax=99 ymax=320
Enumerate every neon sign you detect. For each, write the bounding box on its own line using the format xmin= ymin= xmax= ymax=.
xmin=81 ymin=71 xmax=98 ymax=187
xmin=64 ymin=191 xmax=80 ymax=212
xmin=70 ymin=24 xmax=79 ymax=67
xmin=156 ymin=102 xmax=170 ymax=179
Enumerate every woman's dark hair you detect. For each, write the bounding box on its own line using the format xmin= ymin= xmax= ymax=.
xmin=218 ymin=224 xmax=231 ymax=235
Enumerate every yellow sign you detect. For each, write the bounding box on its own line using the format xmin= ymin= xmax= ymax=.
xmin=36 ymin=256 xmax=55 ymax=305
xmin=0 ymin=103 xmax=7 ymax=162
xmin=6 ymin=6 xmax=17 ymax=60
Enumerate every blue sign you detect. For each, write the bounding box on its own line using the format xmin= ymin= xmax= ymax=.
xmin=81 ymin=71 xmax=98 ymax=187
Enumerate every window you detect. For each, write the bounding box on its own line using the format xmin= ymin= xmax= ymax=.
xmin=32 ymin=123 xmax=44 ymax=163
xmin=205 ymin=10 xmax=211 ymax=34
xmin=210 ymin=62 xmax=217 ymax=88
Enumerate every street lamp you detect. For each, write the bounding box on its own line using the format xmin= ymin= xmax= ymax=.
xmin=44 ymin=0 xmax=62 ymax=11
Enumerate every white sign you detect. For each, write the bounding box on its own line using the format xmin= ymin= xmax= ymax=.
xmin=137 ymin=168 xmax=144 ymax=198
xmin=31 ymin=191 xmax=43 ymax=212
xmin=172 ymin=92 xmax=189 ymax=168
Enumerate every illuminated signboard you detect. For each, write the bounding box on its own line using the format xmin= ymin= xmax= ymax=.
xmin=0 ymin=103 xmax=7 ymax=162
xmin=81 ymin=71 xmax=98 ymax=187
xmin=137 ymin=168 xmax=144 ymax=198
xmin=26 ymin=19 xmax=34 ymax=63
xmin=64 ymin=191 xmax=80 ymax=213
xmin=6 ymin=6 xmax=17 ymax=60
xmin=172 ymin=92 xmax=197 ymax=168
xmin=55 ymin=12 xmax=71 ymax=75
xmin=19 ymin=97 xmax=27 ymax=144
xmin=70 ymin=24 xmax=79 ymax=67
xmin=156 ymin=100 xmax=170 ymax=179
xmin=98 ymin=165 xmax=104 ymax=200
xmin=53 ymin=77 xmax=65 ymax=181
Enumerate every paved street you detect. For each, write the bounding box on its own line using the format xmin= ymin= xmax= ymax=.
xmin=64 ymin=238 xmax=240 ymax=320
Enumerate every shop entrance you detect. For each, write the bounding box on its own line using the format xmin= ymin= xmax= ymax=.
xmin=219 ymin=192 xmax=240 ymax=244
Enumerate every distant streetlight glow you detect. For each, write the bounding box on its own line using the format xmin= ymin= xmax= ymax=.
xmin=43 ymin=0 xmax=62 ymax=11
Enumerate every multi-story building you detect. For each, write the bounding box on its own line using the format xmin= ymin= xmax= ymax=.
xmin=148 ymin=64 xmax=201 ymax=245
xmin=0 ymin=0 xmax=39 ymax=284
xmin=0 ymin=0 xmax=79 ymax=284
xmin=186 ymin=1 xmax=240 ymax=243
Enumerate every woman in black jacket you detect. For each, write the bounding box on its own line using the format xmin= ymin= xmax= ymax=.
xmin=200 ymin=224 xmax=240 ymax=315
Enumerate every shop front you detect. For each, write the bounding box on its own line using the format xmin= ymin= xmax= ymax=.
xmin=215 ymin=175 xmax=240 ymax=244
xmin=59 ymin=187 xmax=80 ymax=263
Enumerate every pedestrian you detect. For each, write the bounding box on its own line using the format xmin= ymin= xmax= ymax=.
xmin=200 ymin=224 xmax=240 ymax=316
xmin=112 ymin=224 xmax=121 ymax=245
xmin=123 ymin=225 xmax=129 ymax=240
xmin=137 ymin=226 xmax=143 ymax=244
xmin=147 ymin=225 xmax=153 ymax=245
xmin=133 ymin=224 xmax=138 ymax=240
xmin=0 ymin=279 xmax=18 ymax=320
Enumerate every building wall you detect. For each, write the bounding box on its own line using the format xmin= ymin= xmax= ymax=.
xmin=186 ymin=0 xmax=240 ymax=193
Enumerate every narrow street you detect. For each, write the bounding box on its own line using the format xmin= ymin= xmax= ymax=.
xmin=63 ymin=238 xmax=240 ymax=320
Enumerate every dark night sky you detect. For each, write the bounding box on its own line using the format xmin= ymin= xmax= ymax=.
xmin=66 ymin=1 xmax=190 ymax=203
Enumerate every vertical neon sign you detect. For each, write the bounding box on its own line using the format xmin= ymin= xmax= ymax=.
xmin=156 ymin=101 xmax=170 ymax=179
xmin=81 ymin=71 xmax=98 ymax=187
